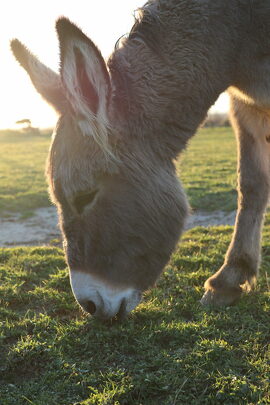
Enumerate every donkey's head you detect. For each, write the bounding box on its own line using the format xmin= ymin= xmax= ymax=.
xmin=11 ymin=18 xmax=188 ymax=320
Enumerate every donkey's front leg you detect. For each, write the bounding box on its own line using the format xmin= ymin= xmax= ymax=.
xmin=201 ymin=96 xmax=270 ymax=306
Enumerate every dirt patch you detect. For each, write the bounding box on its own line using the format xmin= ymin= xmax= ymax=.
xmin=186 ymin=210 xmax=236 ymax=229
xmin=0 ymin=207 xmax=60 ymax=247
xmin=0 ymin=207 xmax=236 ymax=247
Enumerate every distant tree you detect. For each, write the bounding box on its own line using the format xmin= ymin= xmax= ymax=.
xmin=15 ymin=118 xmax=40 ymax=134
xmin=16 ymin=118 xmax=32 ymax=127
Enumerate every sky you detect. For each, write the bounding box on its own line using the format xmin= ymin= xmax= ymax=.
xmin=0 ymin=0 xmax=229 ymax=130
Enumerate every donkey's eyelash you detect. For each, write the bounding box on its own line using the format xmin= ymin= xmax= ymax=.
xmin=73 ymin=190 xmax=98 ymax=214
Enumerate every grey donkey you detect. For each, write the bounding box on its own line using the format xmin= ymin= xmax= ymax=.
xmin=11 ymin=0 xmax=270 ymax=320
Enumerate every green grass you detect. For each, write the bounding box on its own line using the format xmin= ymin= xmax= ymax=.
xmin=0 ymin=228 xmax=269 ymax=404
xmin=0 ymin=127 xmax=237 ymax=215
xmin=0 ymin=130 xmax=51 ymax=215
xmin=180 ymin=127 xmax=237 ymax=211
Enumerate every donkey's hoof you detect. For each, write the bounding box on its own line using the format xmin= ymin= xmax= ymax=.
xmin=200 ymin=287 xmax=242 ymax=307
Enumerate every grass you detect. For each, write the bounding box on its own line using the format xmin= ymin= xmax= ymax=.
xmin=180 ymin=127 xmax=237 ymax=212
xmin=0 ymin=228 xmax=269 ymax=404
xmin=0 ymin=127 xmax=237 ymax=215
xmin=0 ymin=126 xmax=269 ymax=404
xmin=0 ymin=130 xmax=52 ymax=216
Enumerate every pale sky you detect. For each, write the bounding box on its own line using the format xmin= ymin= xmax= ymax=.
xmin=0 ymin=0 xmax=229 ymax=130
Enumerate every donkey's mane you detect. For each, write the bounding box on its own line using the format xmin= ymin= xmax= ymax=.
xmin=108 ymin=49 xmax=133 ymax=115
xmin=108 ymin=2 xmax=164 ymax=115
xmin=128 ymin=4 xmax=164 ymax=58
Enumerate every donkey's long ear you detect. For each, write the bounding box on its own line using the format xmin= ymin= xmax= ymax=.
xmin=10 ymin=39 xmax=65 ymax=113
xmin=56 ymin=18 xmax=111 ymax=120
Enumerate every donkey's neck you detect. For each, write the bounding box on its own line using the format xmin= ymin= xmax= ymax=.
xmin=109 ymin=0 xmax=240 ymax=159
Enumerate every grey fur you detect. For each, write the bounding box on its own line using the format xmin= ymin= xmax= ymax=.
xmin=11 ymin=0 xmax=270 ymax=312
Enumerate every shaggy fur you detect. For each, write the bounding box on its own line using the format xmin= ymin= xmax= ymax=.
xmin=11 ymin=0 xmax=270 ymax=314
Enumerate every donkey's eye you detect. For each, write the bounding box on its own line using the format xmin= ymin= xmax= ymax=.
xmin=73 ymin=190 xmax=98 ymax=214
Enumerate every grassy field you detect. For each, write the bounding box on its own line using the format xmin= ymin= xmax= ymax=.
xmin=180 ymin=127 xmax=237 ymax=212
xmin=0 ymin=130 xmax=52 ymax=216
xmin=0 ymin=127 xmax=269 ymax=404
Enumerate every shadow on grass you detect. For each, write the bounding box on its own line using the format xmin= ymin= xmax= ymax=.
xmin=0 ymin=234 xmax=269 ymax=404
xmin=2 ymin=296 xmax=269 ymax=404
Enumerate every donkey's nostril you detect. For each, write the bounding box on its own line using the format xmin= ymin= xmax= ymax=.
xmin=84 ymin=300 xmax=96 ymax=315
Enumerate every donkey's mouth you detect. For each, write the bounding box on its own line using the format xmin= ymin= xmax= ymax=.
xmin=97 ymin=291 xmax=142 ymax=322
xmin=70 ymin=270 xmax=142 ymax=321
xmin=114 ymin=298 xmax=129 ymax=321
xmin=79 ymin=292 xmax=141 ymax=321
xmin=80 ymin=295 xmax=139 ymax=322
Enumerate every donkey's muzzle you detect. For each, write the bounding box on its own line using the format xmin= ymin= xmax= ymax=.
xmin=70 ymin=270 xmax=142 ymax=320
xmin=80 ymin=296 xmax=133 ymax=320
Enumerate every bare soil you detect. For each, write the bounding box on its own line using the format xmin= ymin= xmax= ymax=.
xmin=0 ymin=207 xmax=236 ymax=247
xmin=186 ymin=210 xmax=236 ymax=229
xmin=0 ymin=207 xmax=60 ymax=247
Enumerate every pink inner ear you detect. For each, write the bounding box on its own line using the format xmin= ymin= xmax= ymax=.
xmin=75 ymin=47 xmax=99 ymax=115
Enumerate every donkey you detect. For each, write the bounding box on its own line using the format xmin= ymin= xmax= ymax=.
xmin=11 ymin=0 xmax=270 ymax=320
